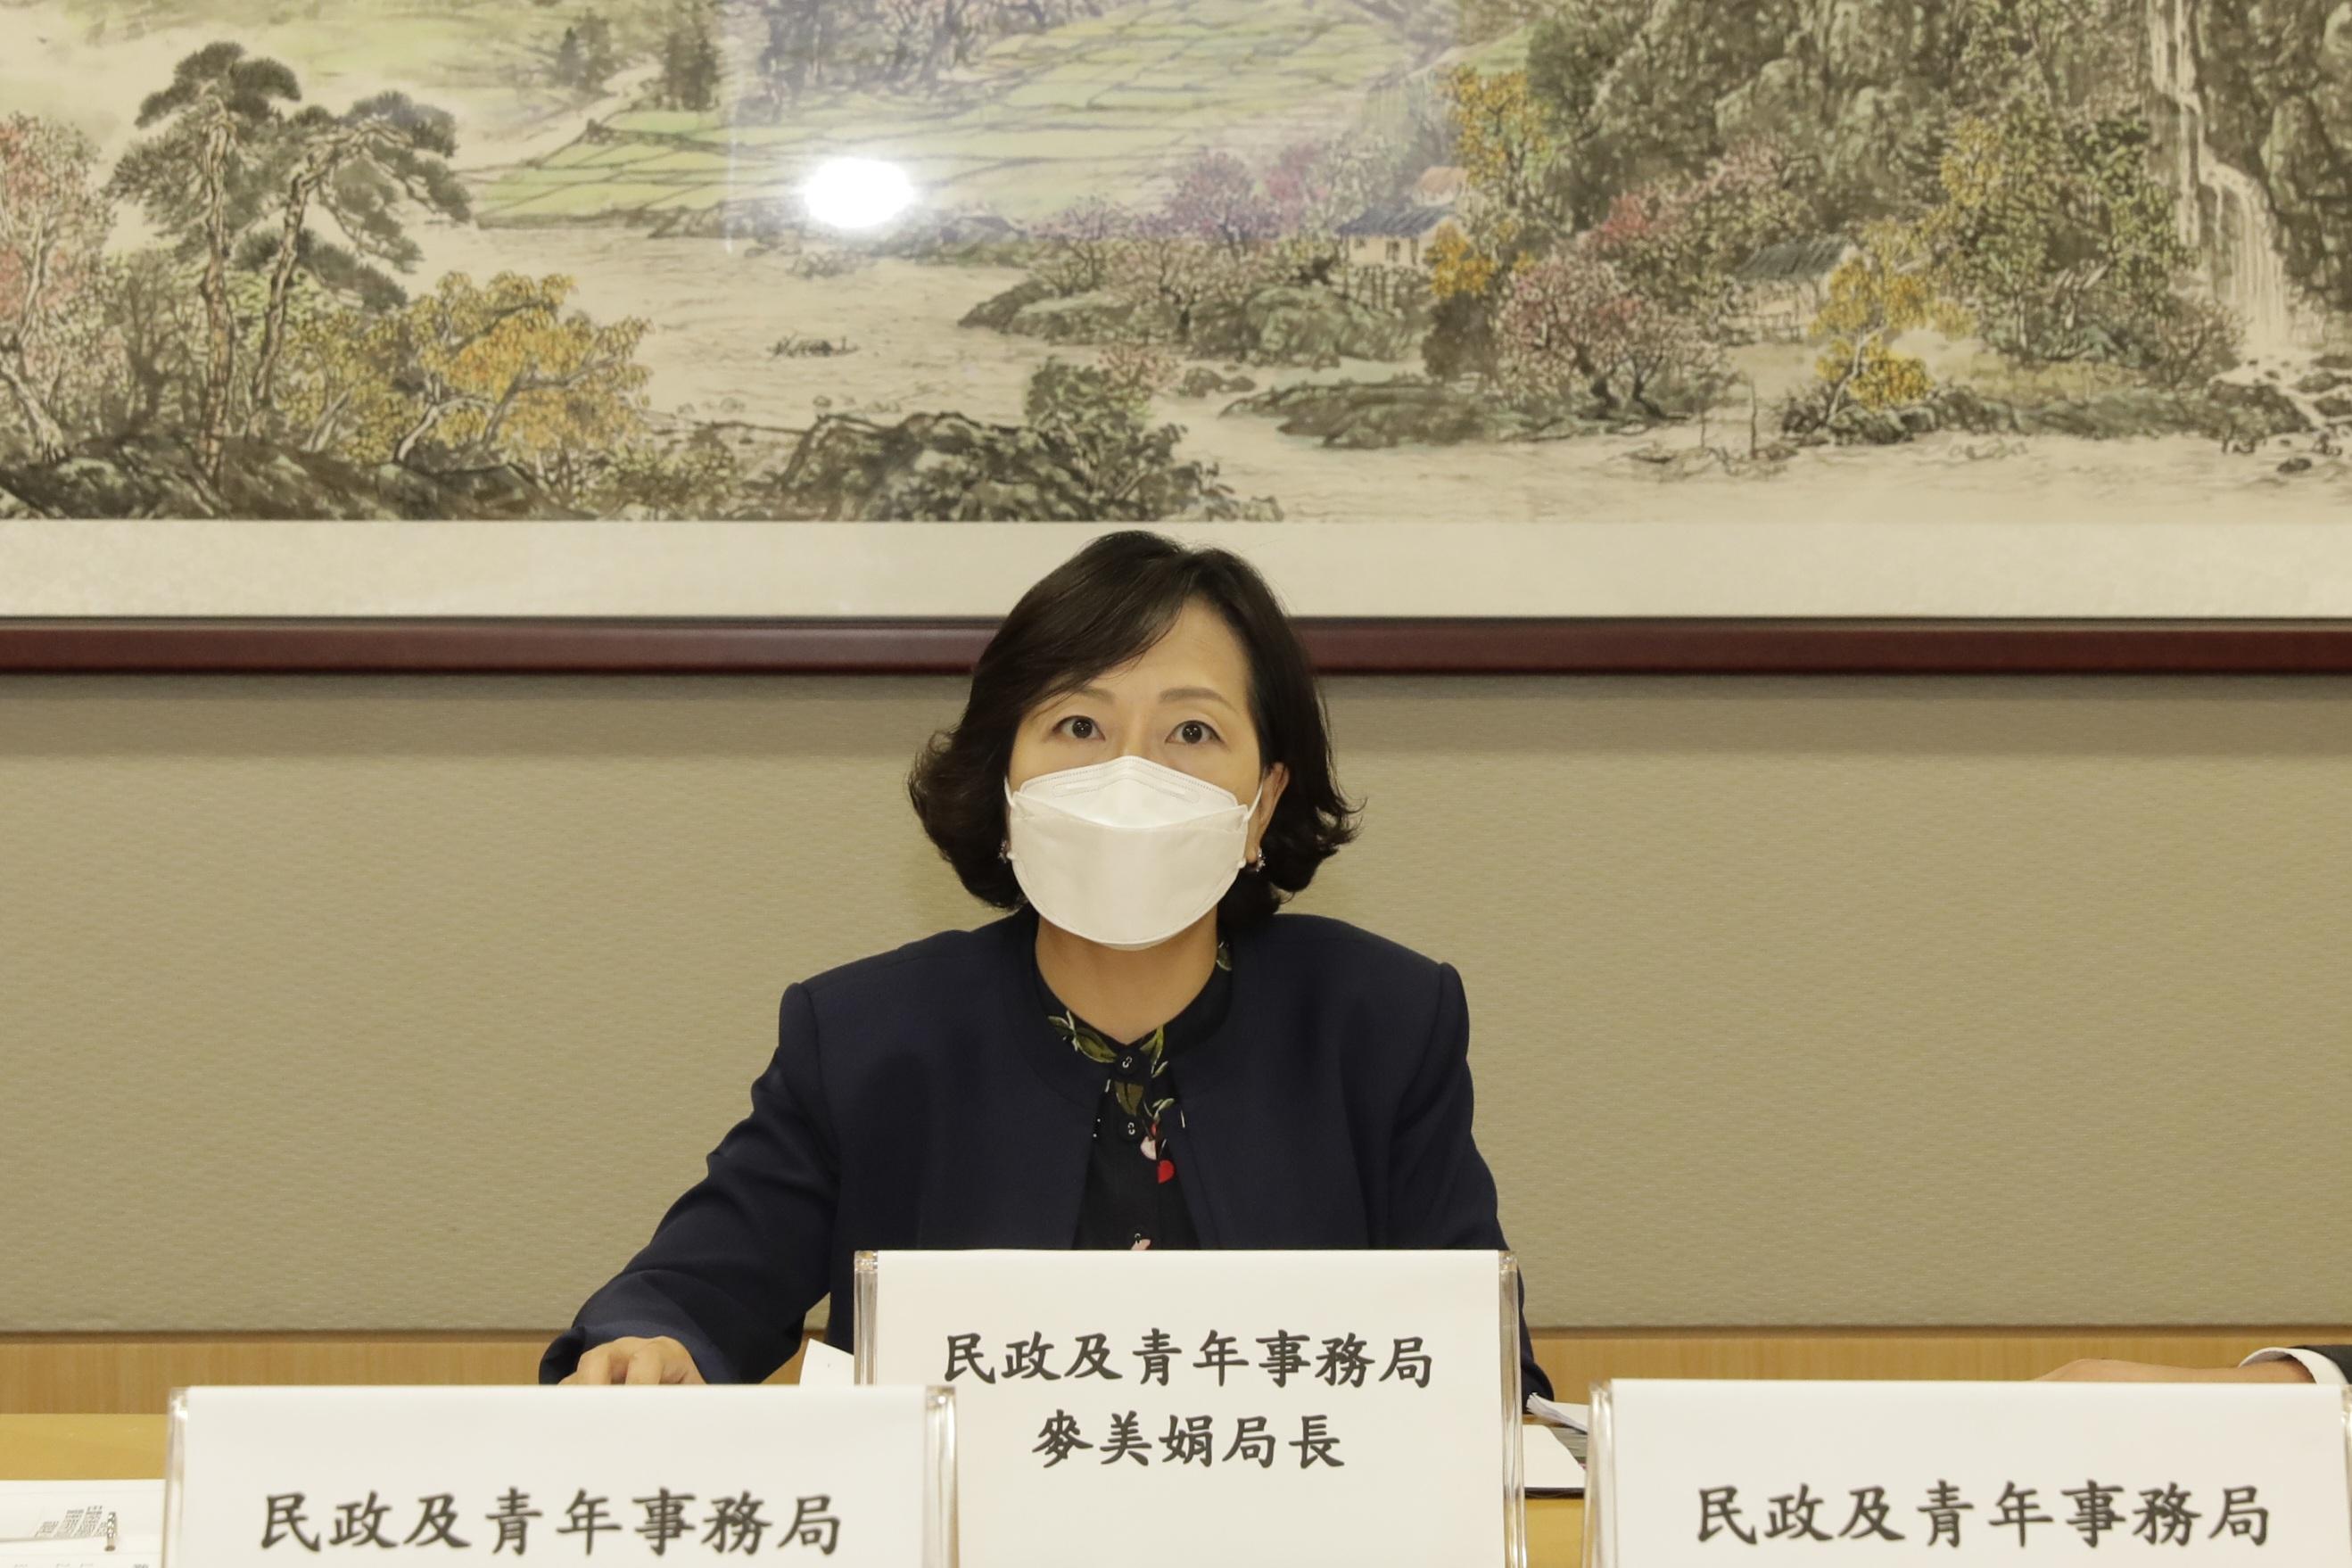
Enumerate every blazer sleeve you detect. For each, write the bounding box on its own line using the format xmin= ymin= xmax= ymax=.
xmin=1387 ymin=960 xmax=1556 ymax=1403
xmin=539 ymin=982 xmax=840 ymax=1384
xmin=2302 ymin=1347 xmax=2352 ymax=1382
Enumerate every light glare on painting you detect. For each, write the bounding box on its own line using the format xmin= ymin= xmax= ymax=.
xmin=800 ymin=158 xmax=915 ymax=232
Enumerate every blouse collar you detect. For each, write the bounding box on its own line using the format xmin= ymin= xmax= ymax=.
xmin=990 ymin=908 xmax=1255 ymax=1110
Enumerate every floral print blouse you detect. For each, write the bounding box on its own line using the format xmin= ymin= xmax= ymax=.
xmin=1040 ymin=941 xmax=1232 ymax=1251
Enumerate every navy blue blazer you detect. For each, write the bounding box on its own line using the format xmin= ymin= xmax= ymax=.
xmin=541 ymin=909 xmax=1553 ymax=1399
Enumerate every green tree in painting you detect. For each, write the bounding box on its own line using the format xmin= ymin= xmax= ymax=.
xmin=1523 ymin=2 xmax=1640 ymax=137
xmin=554 ymin=25 xmax=588 ymax=87
xmin=661 ymin=3 xmax=724 ymax=110
xmin=1953 ymin=0 xmax=2141 ymax=111
xmin=96 ymin=250 xmax=204 ymax=439
xmin=1023 ymin=359 xmax=1206 ymax=520
xmin=0 ymin=116 xmax=111 ymax=461
xmin=109 ymin=43 xmax=300 ymax=481
xmin=600 ymin=428 xmax=741 ymax=518
xmin=244 ymin=92 xmax=472 ymax=436
xmin=553 ymin=13 xmax=622 ymax=93
xmin=1511 ymin=0 xmax=2145 ymax=232
xmin=742 ymin=0 xmax=842 ymax=106
xmin=580 ymin=13 xmax=623 ymax=89
xmin=1922 ymin=96 xmax=2190 ymax=364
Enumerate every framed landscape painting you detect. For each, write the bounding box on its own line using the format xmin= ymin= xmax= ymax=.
xmin=4 ymin=0 xmax=2351 ymax=670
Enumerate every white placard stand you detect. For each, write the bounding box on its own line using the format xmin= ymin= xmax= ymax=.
xmin=1582 ymin=1378 xmax=2352 ymax=1565
xmin=855 ymin=1249 xmax=1524 ymax=1568
xmin=162 ymin=1386 xmax=954 ymax=1568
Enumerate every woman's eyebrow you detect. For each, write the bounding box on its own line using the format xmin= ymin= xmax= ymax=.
xmin=1159 ymin=685 xmax=1236 ymax=710
xmin=1058 ymin=683 xmax=1234 ymax=709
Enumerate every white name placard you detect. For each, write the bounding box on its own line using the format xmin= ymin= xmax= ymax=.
xmin=854 ymin=1250 xmax=1522 ymax=1568
xmin=1585 ymin=1379 xmax=2352 ymax=1564
xmin=164 ymin=1387 xmax=953 ymax=1568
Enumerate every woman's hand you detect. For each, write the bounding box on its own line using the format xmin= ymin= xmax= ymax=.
xmin=2037 ymin=1358 xmax=2314 ymax=1384
xmin=559 ymin=1336 xmax=706 ymax=1385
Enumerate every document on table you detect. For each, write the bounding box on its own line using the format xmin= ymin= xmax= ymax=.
xmin=1523 ymin=1423 xmax=1587 ymax=1496
xmin=798 ymin=1338 xmax=855 ymax=1386
xmin=1527 ymin=1392 xmax=1589 ymax=1469
xmin=1526 ymin=1394 xmax=1589 ymax=1432
xmin=0 ymin=1483 xmax=162 ymax=1568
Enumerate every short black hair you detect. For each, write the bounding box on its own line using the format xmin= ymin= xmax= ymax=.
xmin=909 ymin=531 xmax=1358 ymax=926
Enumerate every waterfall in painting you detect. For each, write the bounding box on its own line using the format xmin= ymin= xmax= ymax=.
xmin=2146 ymin=0 xmax=2303 ymax=352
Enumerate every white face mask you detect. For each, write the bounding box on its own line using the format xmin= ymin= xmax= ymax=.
xmin=1003 ymin=755 xmax=1261 ymax=951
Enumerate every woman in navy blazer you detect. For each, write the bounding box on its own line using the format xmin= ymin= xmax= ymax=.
xmin=545 ymin=531 xmax=1550 ymax=1399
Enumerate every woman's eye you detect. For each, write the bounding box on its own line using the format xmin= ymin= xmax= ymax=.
xmin=1060 ymin=715 xmax=1100 ymax=740
xmin=1174 ymin=721 xmax=1217 ymax=745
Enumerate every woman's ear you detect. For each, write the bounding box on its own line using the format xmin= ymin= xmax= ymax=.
xmin=1249 ymin=763 xmax=1291 ymax=853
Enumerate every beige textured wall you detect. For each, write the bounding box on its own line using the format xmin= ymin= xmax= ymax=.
xmin=4 ymin=673 xmax=2348 ymax=1334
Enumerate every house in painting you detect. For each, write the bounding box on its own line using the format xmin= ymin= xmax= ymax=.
xmin=1337 ymin=166 xmax=1470 ymax=276
xmin=1335 ymin=202 xmax=1462 ymax=309
xmin=1337 ymin=203 xmax=1461 ymax=273
xmin=1727 ymin=235 xmax=1861 ymax=342
xmin=1409 ymin=166 xmax=1471 ymax=208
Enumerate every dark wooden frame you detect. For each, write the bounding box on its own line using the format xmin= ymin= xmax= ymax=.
xmin=7 ymin=618 xmax=2352 ymax=673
